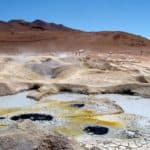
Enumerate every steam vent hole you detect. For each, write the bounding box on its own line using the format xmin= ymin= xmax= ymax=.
xmin=0 ymin=117 xmax=5 ymax=120
xmin=11 ymin=113 xmax=53 ymax=121
xmin=84 ymin=126 xmax=109 ymax=135
xmin=70 ymin=103 xmax=85 ymax=108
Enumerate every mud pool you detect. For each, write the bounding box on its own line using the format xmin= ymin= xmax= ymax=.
xmin=11 ymin=113 xmax=53 ymax=121
xmin=0 ymin=91 xmax=150 ymax=149
xmin=0 ymin=91 xmax=149 ymax=118
xmin=44 ymin=92 xmax=150 ymax=118
xmin=0 ymin=91 xmax=36 ymax=108
xmin=95 ymin=94 xmax=150 ymax=118
xmin=44 ymin=92 xmax=88 ymax=101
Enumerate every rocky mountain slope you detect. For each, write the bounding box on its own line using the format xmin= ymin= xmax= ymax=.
xmin=0 ymin=20 xmax=149 ymax=55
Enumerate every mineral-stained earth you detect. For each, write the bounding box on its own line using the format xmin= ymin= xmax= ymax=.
xmin=0 ymin=52 xmax=150 ymax=150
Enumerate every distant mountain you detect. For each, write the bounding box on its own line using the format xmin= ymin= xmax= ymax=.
xmin=0 ymin=19 xmax=75 ymax=31
xmin=0 ymin=19 xmax=149 ymax=55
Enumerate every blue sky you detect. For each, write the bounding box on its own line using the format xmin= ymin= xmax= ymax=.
xmin=0 ymin=0 xmax=150 ymax=38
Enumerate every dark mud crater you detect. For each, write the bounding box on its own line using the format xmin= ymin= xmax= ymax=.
xmin=0 ymin=117 xmax=5 ymax=120
xmin=84 ymin=126 xmax=109 ymax=135
xmin=10 ymin=113 xmax=53 ymax=121
xmin=70 ymin=103 xmax=85 ymax=108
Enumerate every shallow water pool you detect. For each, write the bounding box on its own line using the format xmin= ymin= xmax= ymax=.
xmin=0 ymin=91 xmax=36 ymax=108
xmin=44 ymin=92 xmax=150 ymax=117
xmin=44 ymin=92 xmax=88 ymax=101
xmin=95 ymin=94 xmax=150 ymax=118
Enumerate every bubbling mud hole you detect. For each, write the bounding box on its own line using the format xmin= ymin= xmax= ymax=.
xmin=25 ymin=58 xmax=66 ymax=77
xmin=70 ymin=103 xmax=85 ymax=108
xmin=118 ymin=89 xmax=134 ymax=95
xmin=84 ymin=126 xmax=109 ymax=135
xmin=10 ymin=113 xmax=53 ymax=121
xmin=0 ymin=117 xmax=5 ymax=119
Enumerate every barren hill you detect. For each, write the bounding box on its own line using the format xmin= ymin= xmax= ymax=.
xmin=0 ymin=20 xmax=149 ymax=55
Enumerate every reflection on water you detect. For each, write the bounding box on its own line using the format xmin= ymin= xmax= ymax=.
xmin=0 ymin=91 xmax=36 ymax=108
xmin=95 ymin=94 xmax=150 ymax=118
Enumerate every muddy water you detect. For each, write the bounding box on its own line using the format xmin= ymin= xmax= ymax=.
xmin=0 ymin=91 xmax=149 ymax=118
xmin=0 ymin=91 xmax=36 ymax=108
xmin=95 ymin=94 xmax=150 ymax=118
xmin=44 ymin=92 xmax=150 ymax=117
xmin=0 ymin=91 xmax=149 ymax=139
xmin=44 ymin=92 xmax=88 ymax=101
